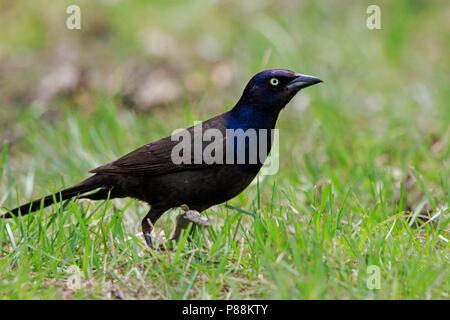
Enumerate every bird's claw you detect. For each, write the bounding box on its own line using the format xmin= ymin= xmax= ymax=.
xmin=183 ymin=210 xmax=212 ymax=227
xmin=143 ymin=232 xmax=154 ymax=248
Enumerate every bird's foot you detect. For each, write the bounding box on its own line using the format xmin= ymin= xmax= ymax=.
xmin=143 ymin=229 xmax=175 ymax=251
xmin=143 ymin=232 xmax=154 ymax=248
xmin=179 ymin=204 xmax=211 ymax=227
xmin=170 ymin=205 xmax=211 ymax=241
xmin=143 ymin=231 xmax=173 ymax=251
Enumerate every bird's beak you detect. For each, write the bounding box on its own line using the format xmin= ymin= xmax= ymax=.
xmin=287 ymin=73 xmax=323 ymax=92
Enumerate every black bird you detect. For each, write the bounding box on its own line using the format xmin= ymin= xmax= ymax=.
xmin=1 ymin=69 xmax=322 ymax=247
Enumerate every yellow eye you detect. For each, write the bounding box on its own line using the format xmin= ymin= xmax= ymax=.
xmin=269 ymin=78 xmax=279 ymax=86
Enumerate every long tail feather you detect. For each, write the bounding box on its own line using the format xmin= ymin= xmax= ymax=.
xmin=1 ymin=175 xmax=104 ymax=219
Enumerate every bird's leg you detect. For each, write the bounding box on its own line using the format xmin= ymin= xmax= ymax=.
xmin=141 ymin=206 xmax=166 ymax=248
xmin=170 ymin=205 xmax=211 ymax=242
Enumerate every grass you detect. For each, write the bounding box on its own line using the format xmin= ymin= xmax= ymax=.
xmin=0 ymin=0 xmax=449 ymax=299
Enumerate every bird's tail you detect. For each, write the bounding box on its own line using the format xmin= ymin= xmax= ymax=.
xmin=1 ymin=175 xmax=105 ymax=219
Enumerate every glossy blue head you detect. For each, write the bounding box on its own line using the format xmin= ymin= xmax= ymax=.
xmin=236 ymin=69 xmax=322 ymax=113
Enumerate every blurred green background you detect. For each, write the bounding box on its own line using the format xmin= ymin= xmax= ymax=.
xmin=0 ymin=0 xmax=448 ymax=299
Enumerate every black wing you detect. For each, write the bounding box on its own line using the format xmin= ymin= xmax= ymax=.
xmin=89 ymin=114 xmax=227 ymax=176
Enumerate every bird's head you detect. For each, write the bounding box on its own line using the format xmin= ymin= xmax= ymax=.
xmin=238 ymin=69 xmax=322 ymax=112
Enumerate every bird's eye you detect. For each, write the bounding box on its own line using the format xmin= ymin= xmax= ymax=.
xmin=269 ymin=78 xmax=279 ymax=86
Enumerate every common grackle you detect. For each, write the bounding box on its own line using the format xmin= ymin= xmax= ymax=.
xmin=1 ymin=69 xmax=322 ymax=247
